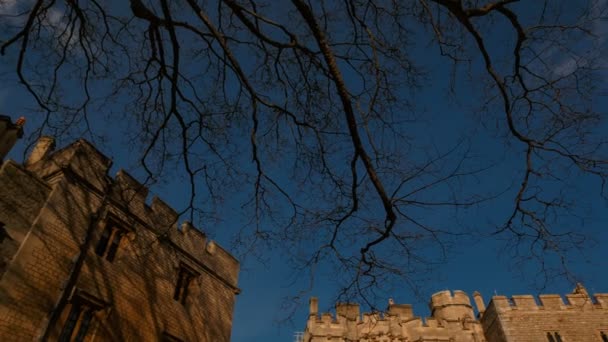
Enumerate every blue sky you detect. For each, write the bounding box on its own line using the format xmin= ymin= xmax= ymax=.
xmin=2 ymin=1 xmax=608 ymax=342
xmin=3 ymin=78 xmax=607 ymax=342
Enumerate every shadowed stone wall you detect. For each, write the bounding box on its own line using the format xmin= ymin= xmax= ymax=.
xmin=0 ymin=138 xmax=240 ymax=342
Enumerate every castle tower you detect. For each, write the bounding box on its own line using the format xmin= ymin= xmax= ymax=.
xmin=480 ymin=284 xmax=608 ymax=341
xmin=430 ymin=290 xmax=475 ymax=321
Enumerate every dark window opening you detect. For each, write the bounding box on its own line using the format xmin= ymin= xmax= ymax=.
xmin=507 ymin=297 xmax=515 ymax=306
xmin=162 ymin=332 xmax=184 ymax=342
xmin=547 ymin=332 xmax=562 ymax=342
xmin=173 ymin=266 xmax=196 ymax=304
xmin=0 ymin=221 xmax=7 ymax=244
xmin=601 ymin=331 xmax=608 ymax=342
xmin=95 ymin=222 xmax=124 ymax=262
xmin=59 ymin=302 xmax=96 ymax=342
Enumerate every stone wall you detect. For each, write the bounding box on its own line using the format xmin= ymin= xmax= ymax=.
xmin=304 ymin=287 xmax=608 ymax=342
xmin=480 ymin=287 xmax=608 ymax=342
xmin=304 ymin=291 xmax=486 ymax=342
xmin=0 ymin=138 xmax=240 ymax=341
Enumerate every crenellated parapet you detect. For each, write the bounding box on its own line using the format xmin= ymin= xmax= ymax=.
xmin=479 ymin=284 xmax=608 ymax=342
xmin=304 ymin=287 xmax=608 ymax=342
xmin=430 ymin=290 xmax=476 ymax=321
xmin=487 ymin=291 xmax=608 ymax=312
xmin=110 ymin=170 xmax=239 ymax=288
xmin=114 ymin=170 xmax=149 ymax=206
xmin=304 ymin=294 xmax=486 ymax=342
xmin=26 ymin=138 xmax=112 ymax=192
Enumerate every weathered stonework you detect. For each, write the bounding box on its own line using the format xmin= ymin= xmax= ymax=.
xmin=0 ymin=137 xmax=240 ymax=341
xmin=304 ymin=291 xmax=485 ymax=342
xmin=481 ymin=284 xmax=608 ymax=342
xmin=304 ymin=286 xmax=608 ymax=342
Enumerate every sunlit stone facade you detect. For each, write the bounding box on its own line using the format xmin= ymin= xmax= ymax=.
xmin=304 ymin=287 xmax=608 ymax=341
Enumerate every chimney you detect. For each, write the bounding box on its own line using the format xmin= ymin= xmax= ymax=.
xmin=26 ymin=136 xmax=55 ymax=166
xmin=309 ymin=297 xmax=318 ymax=316
xmin=473 ymin=291 xmax=486 ymax=316
xmin=0 ymin=115 xmax=25 ymax=161
xmin=15 ymin=117 xmax=25 ymax=126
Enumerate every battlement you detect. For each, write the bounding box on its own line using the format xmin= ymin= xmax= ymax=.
xmin=306 ymin=302 xmax=413 ymax=341
xmin=307 ymin=298 xmax=406 ymax=325
xmin=307 ymin=292 xmax=478 ymax=324
xmin=305 ymin=295 xmax=483 ymax=341
xmin=430 ymin=290 xmax=475 ymax=321
xmin=488 ymin=292 xmax=608 ymax=312
xmin=305 ymin=287 xmax=608 ymax=341
xmin=431 ymin=290 xmax=473 ymax=308
xmin=387 ymin=303 xmax=414 ymax=319
xmin=24 ymin=137 xmax=239 ymax=289
xmin=114 ymin=169 xmax=149 ymax=203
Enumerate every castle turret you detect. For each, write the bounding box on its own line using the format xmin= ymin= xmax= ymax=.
xmin=473 ymin=291 xmax=486 ymax=316
xmin=430 ymin=290 xmax=475 ymax=321
xmin=309 ymin=297 xmax=319 ymax=316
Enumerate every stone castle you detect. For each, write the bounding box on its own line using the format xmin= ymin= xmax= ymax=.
xmin=2 ymin=116 xmax=608 ymax=341
xmin=303 ymin=285 xmax=608 ymax=342
xmin=0 ymin=116 xmax=240 ymax=341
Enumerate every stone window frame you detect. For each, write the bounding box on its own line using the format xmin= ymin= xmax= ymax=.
xmin=57 ymin=290 xmax=108 ymax=342
xmin=173 ymin=262 xmax=199 ymax=305
xmin=546 ymin=331 xmax=563 ymax=342
xmin=162 ymin=331 xmax=185 ymax=342
xmin=0 ymin=221 xmax=8 ymax=243
xmin=94 ymin=215 xmax=133 ymax=262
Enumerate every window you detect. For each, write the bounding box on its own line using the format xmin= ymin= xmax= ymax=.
xmin=547 ymin=332 xmax=563 ymax=342
xmin=162 ymin=332 xmax=184 ymax=342
xmin=95 ymin=221 xmax=124 ymax=262
xmin=0 ymin=221 xmax=7 ymax=244
xmin=173 ymin=266 xmax=196 ymax=304
xmin=601 ymin=331 xmax=608 ymax=342
xmin=59 ymin=300 xmax=98 ymax=342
